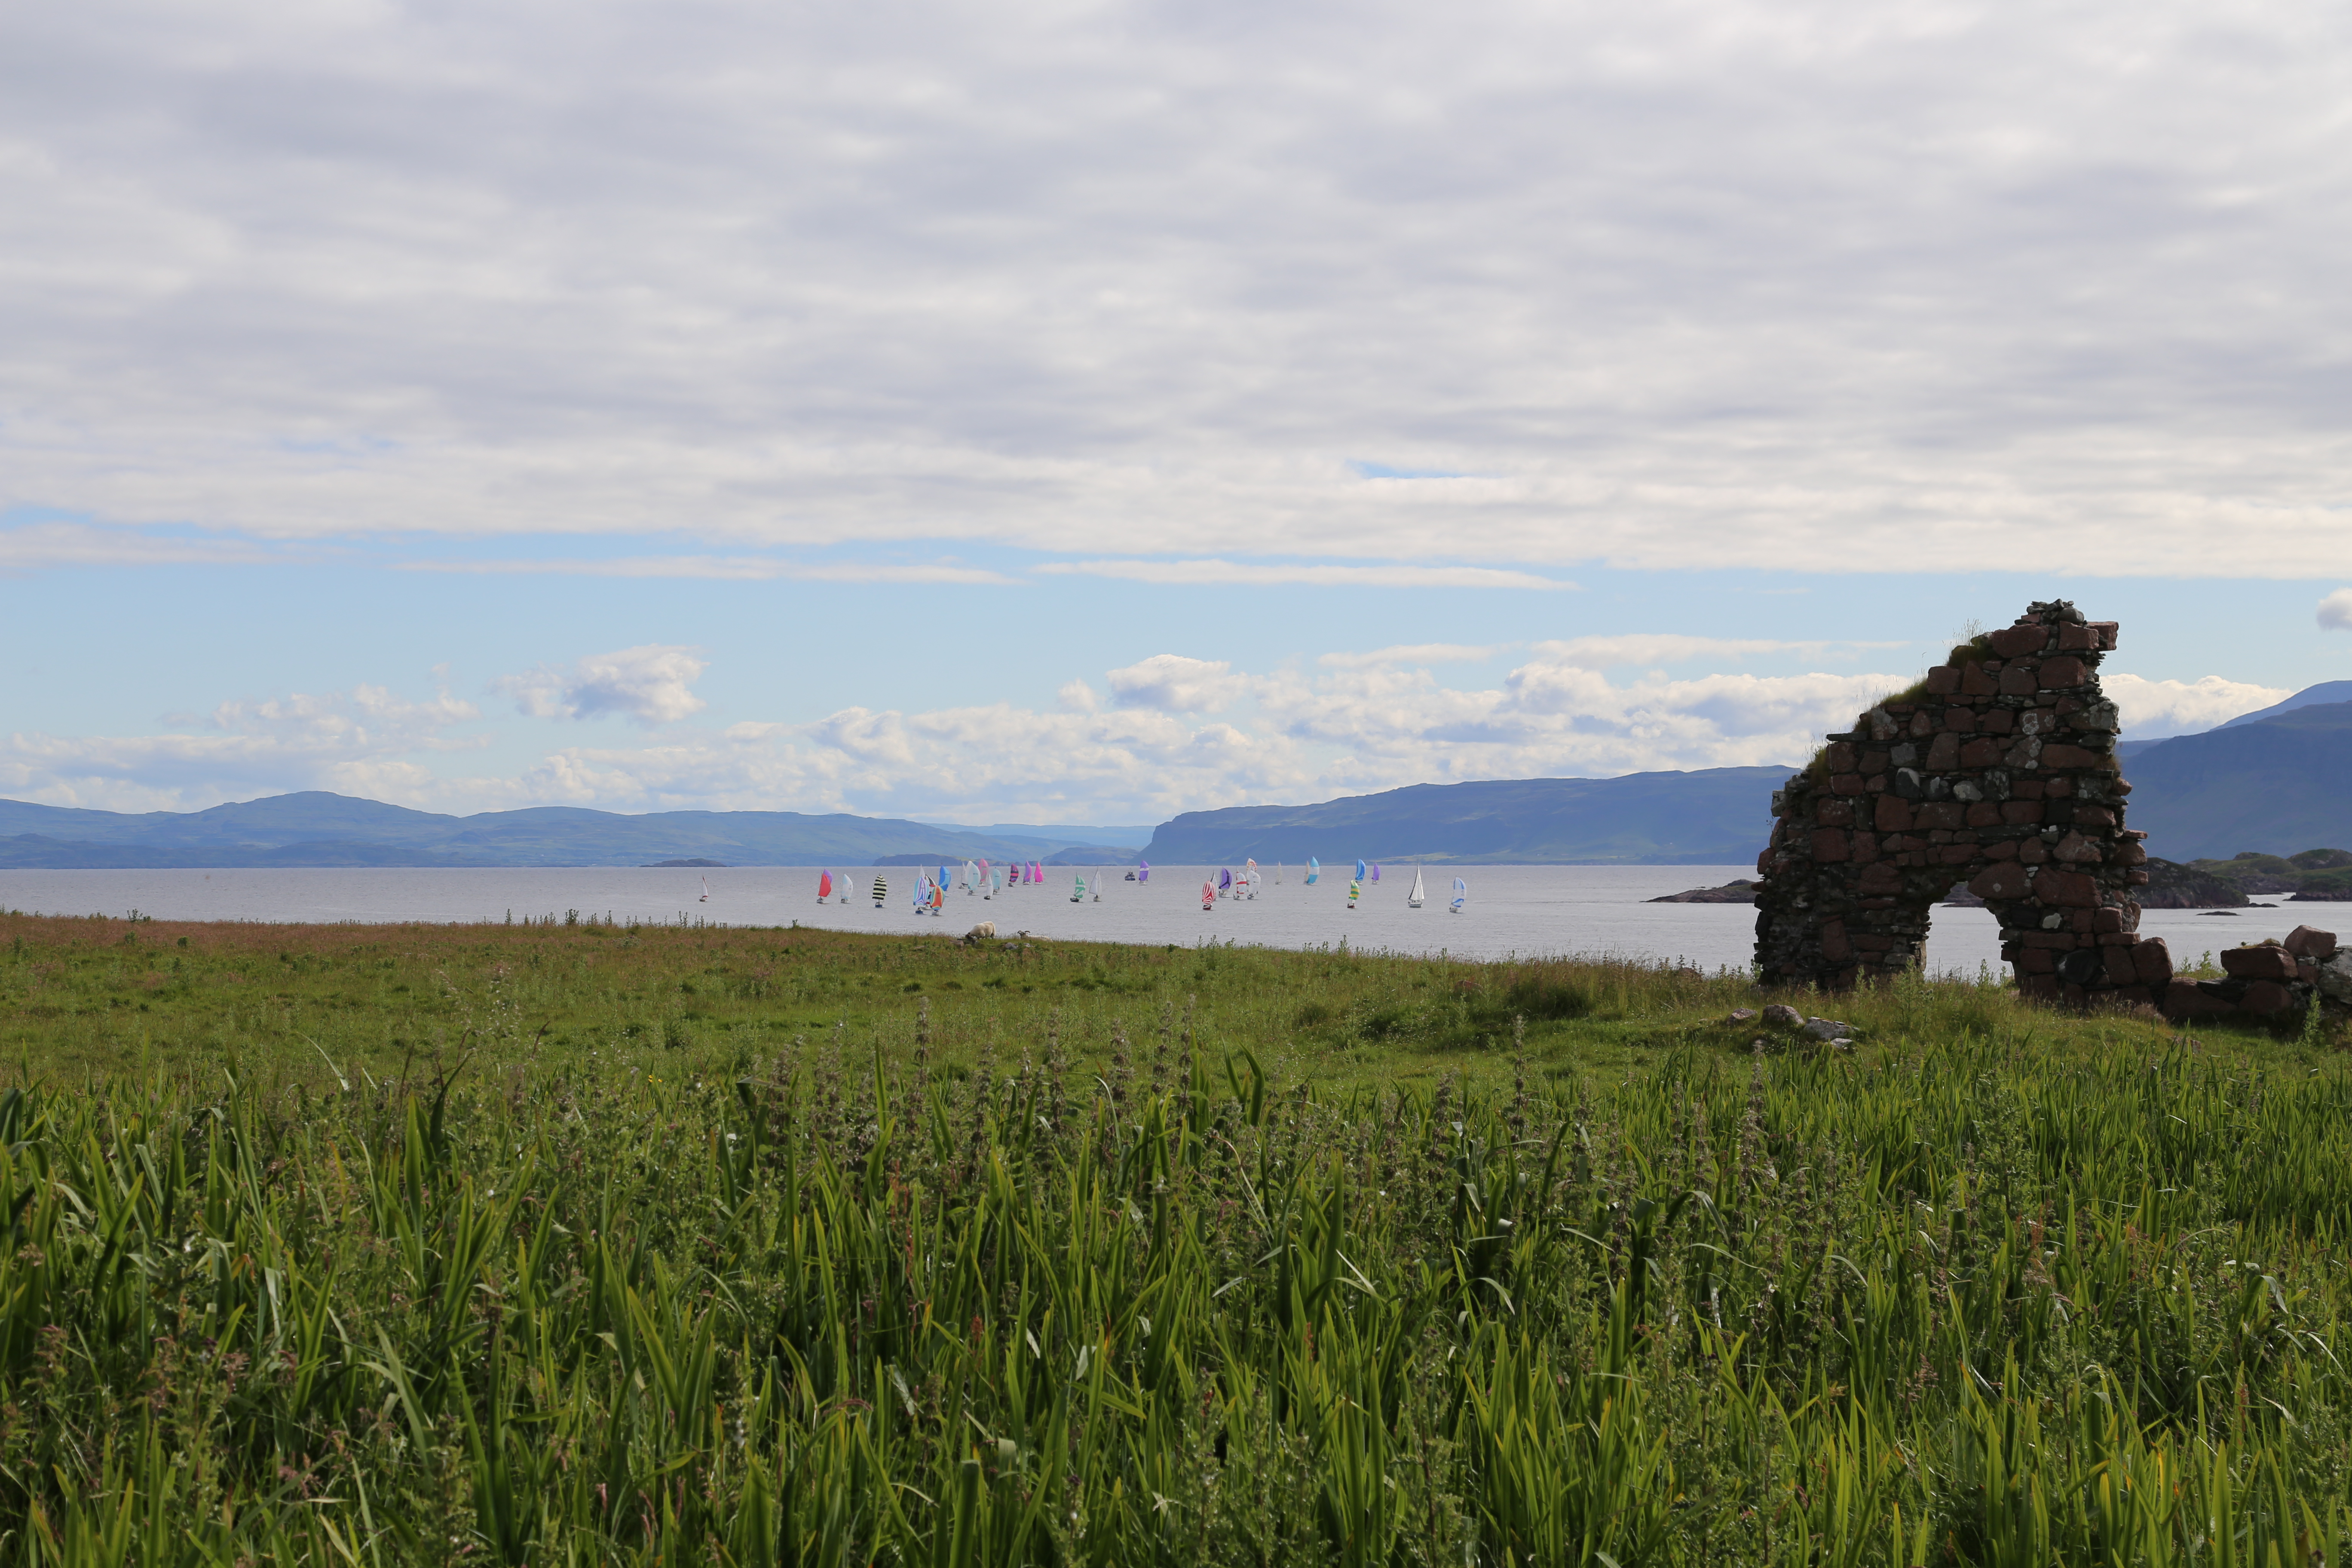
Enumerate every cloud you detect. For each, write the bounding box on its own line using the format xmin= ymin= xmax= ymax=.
xmin=1037 ymin=561 xmax=1577 ymax=589
xmin=0 ymin=521 xmax=287 ymax=572
xmin=1319 ymin=644 xmax=1501 ymax=669
xmin=495 ymin=646 xmax=708 ymax=727
xmin=9 ymin=0 xmax=2352 ymax=578
xmin=0 ymin=683 xmax=481 ymax=810
xmin=2102 ymin=674 xmax=2294 ymax=738
xmin=2321 ymin=590 xmax=2352 ymax=631
xmin=401 ymin=556 xmax=1016 ymax=584
xmin=1056 ymin=679 xmax=1100 ymax=714
xmin=1530 ymin=635 xmax=1905 ymax=669
xmin=1105 ymin=655 xmax=1253 ymax=714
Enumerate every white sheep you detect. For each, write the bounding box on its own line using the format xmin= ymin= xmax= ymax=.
xmin=962 ymin=921 xmax=997 ymax=946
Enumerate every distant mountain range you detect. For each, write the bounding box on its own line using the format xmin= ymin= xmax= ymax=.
xmin=0 ymin=793 xmax=1134 ymax=870
xmin=2121 ymin=695 xmax=2352 ymax=861
xmin=1138 ymin=768 xmax=1791 ymax=866
xmin=3 ymin=679 xmax=2345 ymax=873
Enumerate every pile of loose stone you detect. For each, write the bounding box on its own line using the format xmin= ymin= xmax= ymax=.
xmin=2173 ymin=927 xmax=2349 ymax=1025
xmin=1755 ymin=600 xmax=2165 ymax=1005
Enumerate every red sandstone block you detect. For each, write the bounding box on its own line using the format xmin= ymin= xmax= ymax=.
xmin=1832 ymin=772 xmax=1865 ymax=795
xmin=1999 ymin=666 xmax=2040 ymax=696
xmin=1861 ymin=750 xmax=1890 ymax=771
xmin=1940 ymin=845 xmax=1975 ymax=865
xmin=1859 ymin=862 xmax=1902 ymax=895
xmin=2222 ymin=946 xmax=2297 ymax=980
xmin=1816 ymin=799 xmax=1854 ymax=826
xmin=2092 ymin=906 xmax=2124 ymax=933
xmin=2018 ymin=841 xmax=2050 ymax=864
xmin=2012 ymin=779 xmax=2045 ymax=799
xmin=2089 ymin=621 xmax=2118 ymax=649
xmin=2057 ymin=623 xmax=2098 ymax=651
xmin=1853 ymin=831 xmax=1879 ymax=861
xmin=2001 ymin=802 xmax=2043 ymax=824
xmin=2128 ymin=869 xmax=2149 ymax=885
xmin=2133 ymin=938 xmax=2173 ymax=986
xmin=1910 ymin=712 xmax=1934 ymax=738
xmin=2073 ymin=806 xmax=2116 ymax=828
xmin=2018 ymin=947 xmax=2056 ymax=973
xmin=1927 ymin=830 xmax=1952 ymax=844
xmin=2052 ymin=831 xmax=2102 ymax=864
xmin=1966 ymin=803 xmax=2001 ymax=827
xmin=1979 ymin=709 xmax=2014 ymax=735
xmin=1874 ymin=796 xmax=1914 ymax=832
xmin=2244 ymin=980 xmax=2297 ymax=1017
xmin=1986 ymin=625 xmax=2045 ymax=658
xmin=2285 ymin=924 xmax=2337 ymax=959
xmin=1914 ymin=803 xmax=1965 ymax=830
xmin=2039 ymin=655 xmax=2088 ymax=689
xmin=2041 ymin=744 xmax=2101 ymax=769
xmin=1958 ymin=738 xmax=2002 ymax=768
xmin=1821 ymin=920 xmax=1853 ymax=961
xmin=1925 ymin=733 xmax=1961 ymax=769
xmin=2116 ymin=842 xmax=2147 ymax=867
xmin=2163 ymin=980 xmax=2232 ymax=1020
xmin=1824 ymin=741 xmax=1857 ymax=772
xmin=1944 ymin=709 xmax=1977 ymax=732
xmin=1985 ymin=841 xmax=2018 ymax=860
xmin=2037 ymin=868 xmax=2097 ymax=906
xmin=2024 ymin=931 xmax=2078 ymax=949
xmin=1810 ymin=828 xmax=1851 ymax=863
xmin=1960 ymin=663 xmax=1999 ymax=697
xmin=1853 ymin=935 xmax=1894 ymax=952
xmin=2103 ymin=945 xmax=2138 ymax=984
xmin=1969 ymin=862 xmax=2033 ymax=901
xmin=1924 ymin=666 xmax=1960 ymax=695
xmin=1757 ymin=849 xmax=1775 ymax=874
xmin=2046 ymin=778 xmax=2073 ymax=798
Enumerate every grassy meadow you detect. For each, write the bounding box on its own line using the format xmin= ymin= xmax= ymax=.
xmin=3 ymin=908 xmax=2351 ymax=1564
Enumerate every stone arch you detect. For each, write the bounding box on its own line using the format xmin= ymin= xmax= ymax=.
xmin=1754 ymin=600 xmax=2174 ymax=1003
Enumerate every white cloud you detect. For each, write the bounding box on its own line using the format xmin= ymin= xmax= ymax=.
xmin=1319 ymin=644 xmax=1501 ymax=669
xmin=1037 ymin=561 xmax=1577 ymax=589
xmin=1530 ymin=635 xmax=1905 ymax=669
xmin=1105 ymin=655 xmax=1254 ymax=714
xmin=495 ymin=646 xmax=708 ymax=728
xmin=16 ymin=0 xmax=2352 ymax=579
xmin=401 ymin=556 xmax=1017 ymax=584
xmin=0 ymin=645 xmax=2305 ymax=823
xmin=2321 ymin=590 xmax=2352 ymax=631
xmin=0 ymin=521 xmax=286 ymax=572
xmin=2102 ymin=674 xmax=2294 ymax=738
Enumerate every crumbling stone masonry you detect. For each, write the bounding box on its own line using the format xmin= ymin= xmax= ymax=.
xmin=1755 ymin=600 xmax=2171 ymax=1003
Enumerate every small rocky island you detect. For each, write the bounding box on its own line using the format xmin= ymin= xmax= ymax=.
xmin=1648 ymin=879 xmax=1758 ymax=903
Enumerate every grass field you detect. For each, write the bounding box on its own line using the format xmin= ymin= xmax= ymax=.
xmin=2 ymin=910 xmax=2349 ymax=1564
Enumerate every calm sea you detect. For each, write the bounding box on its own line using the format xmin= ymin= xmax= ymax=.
xmin=0 ymin=864 xmax=2315 ymax=977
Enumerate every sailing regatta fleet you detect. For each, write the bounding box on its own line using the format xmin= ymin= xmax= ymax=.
xmin=798 ymin=856 xmax=1468 ymax=917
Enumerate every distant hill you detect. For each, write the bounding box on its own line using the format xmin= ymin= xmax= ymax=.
xmin=0 ymin=793 xmax=1133 ymax=869
xmin=1138 ymin=767 xmax=1792 ymax=866
xmin=2124 ymin=701 xmax=2352 ymax=861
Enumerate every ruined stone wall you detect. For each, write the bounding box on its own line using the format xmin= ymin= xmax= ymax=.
xmin=1755 ymin=600 xmax=2171 ymax=1003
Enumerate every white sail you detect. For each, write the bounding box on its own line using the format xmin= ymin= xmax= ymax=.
xmin=1409 ymin=866 xmax=1425 ymax=907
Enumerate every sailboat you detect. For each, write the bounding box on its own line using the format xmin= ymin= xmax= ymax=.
xmin=1277 ymin=861 xmax=1284 ymax=885
xmin=964 ymin=861 xmax=980 ymax=895
xmin=1306 ymin=858 xmax=1320 ymax=885
xmin=1030 ymin=860 xmax=1044 ymax=885
xmin=699 ymin=877 xmax=710 ymax=903
xmin=1347 ymin=876 xmax=1361 ymax=908
xmin=1200 ymin=879 xmax=1216 ymax=911
xmin=988 ymin=865 xmax=1003 ymax=897
xmin=1093 ymin=868 xmax=1103 ymax=901
xmin=1409 ymin=865 xmax=1425 ymax=908
xmin=871 ymin=874 xmax=888 ymax=908
xmin=931 ymin=882 xmax=946 ymax=916
xmin=1138 ymin=861 xmax=1150 ymax=882
xmin=1450 ymin=876 xmax=1467 ymax=914
xmin=1217 ymin=867 xmax=1232 ymax=898
xmin=1070 ymin=872 xmax=1086 ymax=903
xmin=1369 ymin=863 xmax=1381 ymax=883
xmin=1243 ymin=860 xmax=1258 ymax=899
xmin=817 ymin=870 xmax=833 ymax=903
xmin=1354 ymin=858 xmax=1368 ymax=882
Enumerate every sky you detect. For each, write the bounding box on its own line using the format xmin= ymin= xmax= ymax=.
xmin=4 ymin=0 xmax=2350 ymax=825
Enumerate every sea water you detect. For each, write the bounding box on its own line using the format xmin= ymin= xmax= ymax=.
xmin=0 ymin=864 xmax=2317 ymax=977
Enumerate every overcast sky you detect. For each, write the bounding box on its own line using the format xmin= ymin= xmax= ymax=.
xmin=4 ymin=0 xmax=2349 ymax=821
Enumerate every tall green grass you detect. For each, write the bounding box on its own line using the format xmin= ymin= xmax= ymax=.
xmin=3 ymin=1007 xmax=2349 ymax=1563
